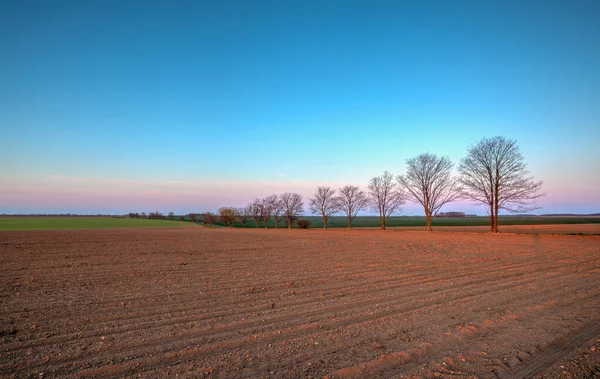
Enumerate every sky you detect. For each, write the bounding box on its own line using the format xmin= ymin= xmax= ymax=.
xmin=0 ymin=0 xmax=599 ymax=215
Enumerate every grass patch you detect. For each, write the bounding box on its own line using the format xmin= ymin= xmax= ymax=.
xmin=5 ymin=216 xmax=599 ymax=231
xmin=0 ymin=217 xmax=196 ymax=231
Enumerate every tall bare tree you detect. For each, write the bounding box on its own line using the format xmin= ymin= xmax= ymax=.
xmin=237 ymin=206 xmax=250 ymax=228
xmin=337 ymin=185 xmax=369 ymax=230
xmin=280 ymin=192 xmax=303 ymax=228
xmin=368 ymin=171 xmax=405 ymax=230
xmin=458 ymin=136 xmax=544 ymax=233
xmin=249 ymin=199 xmax=262 ymax=228
xmin=262 ymin=195 xmax=278 ymax=228
xmin=270 ymin=195 xmax=284 ymax=229
xmin=309 ymin=186 xmax=339 ymax=229
xmin=398 ymin=153 xmax=462 ymax=232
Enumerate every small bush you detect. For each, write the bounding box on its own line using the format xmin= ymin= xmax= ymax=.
xmin=297 ymin=220 xmax=311 ymax=229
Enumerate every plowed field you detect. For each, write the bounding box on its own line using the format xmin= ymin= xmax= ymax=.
xmin=1 ymin=227 xmax=599 ymax=378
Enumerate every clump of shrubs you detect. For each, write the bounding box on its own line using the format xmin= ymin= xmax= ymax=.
xmin=297 ymin=220 xmax=311 ymax=229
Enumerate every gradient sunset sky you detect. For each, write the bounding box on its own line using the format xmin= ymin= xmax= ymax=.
xmin=1 ymin=0 xmax=599 ymax=215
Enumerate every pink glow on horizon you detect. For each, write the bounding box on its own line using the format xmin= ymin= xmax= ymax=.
xmin=1 ymin=173 xmax=346 ymax=214
xmin=1 ymin=173 xmax=598 ymax=215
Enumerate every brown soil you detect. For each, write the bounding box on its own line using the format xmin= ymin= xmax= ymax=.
xmin=377 ymin=223 xmax=600 ymax=235
xmin=1 ymin=227 xmax=599 ymax=378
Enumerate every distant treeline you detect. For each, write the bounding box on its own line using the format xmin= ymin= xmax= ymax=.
xmin=435 ymin=212 xmax=474 ymax=218
xmin=502 ymin=214 xmax=600 ymax=217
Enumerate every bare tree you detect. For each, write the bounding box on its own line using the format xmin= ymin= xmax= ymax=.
xmin=237 ymin=206 xmax=250 ymax=228
xmin=262 ymin=195 xmax=278 ymax=229
xmin=218 ymin=207 xmax=237 ymax=227
xmin=398 ymin=153 xmax=462 ymax=232
xmin=188 ymin=213 xmax=198 ymax=222
xmin=167 ymin=211 xmax=175 ymax=220
xmin=250 ymin=199 xmax=262 ymax=228
xmin=337 ymin=185 xmax=369 ymax=230
xmin=458 ymin=136 xmax=544 ymax=233
xmin=280 ymin=192 xmax=303 ymax=228
xmin=309 ymin=186 xmax=339 ymax=229
xmin=368 ymin=171 xmax=405 ymax=230
xmin=270 ymin=195 xmax=284 ymax=229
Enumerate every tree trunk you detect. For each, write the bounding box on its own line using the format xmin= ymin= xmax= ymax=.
xmin=347 ymin=215 xmax=352 ymax=230
xmin=426 ymin=214 xmax=432 ymax=232
xmin=494 ymin=194 xmax=500 ymax=233
xmin=323 ymin=215 xmax=328 ymax=230
xmin=264 ymin=219 xmax=268 ymax=229
xmin=255 ymin=219 xmax=259 ymax=228
xmin=274 ymin=217 xmax=279 ymax=229
xmin=489 ymin=203 xmax=495 ymax=233
xmin=287 ymin=216 xmax=292 ymax=229
xmin=381 ymin=216 xmax=386 ymax=230
xmin=493 ymin=206 xmax=499 ymax=233
xmin=494 ymin=170 xmax=500 ymax=233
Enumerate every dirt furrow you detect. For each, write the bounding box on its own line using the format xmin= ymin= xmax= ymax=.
xmin=6 ymin=266 xmax=591 ymax=377
xmin=0 ymin=258 xmax=560 ymax=360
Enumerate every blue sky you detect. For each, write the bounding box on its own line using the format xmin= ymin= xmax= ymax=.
xmin=1 ymin=0 xmax=599 ymax=214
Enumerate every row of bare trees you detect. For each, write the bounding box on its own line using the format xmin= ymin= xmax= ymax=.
xmin=305 ymin=136 xmax=543 ymax=233
xmin=213 ymin=193 xmax=305 ymax=229
xmin=131 ymin=137 xmax=541 ymax=233
xmin=203 ymin=137 xmax=543 ymax=233
xmin=309 ymin=185 xmax=367 ymax=230
xmin=308 ymin=161 xmax=457 ymax=231
xmin=307 ymin=174 xmax=404 ymax=231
